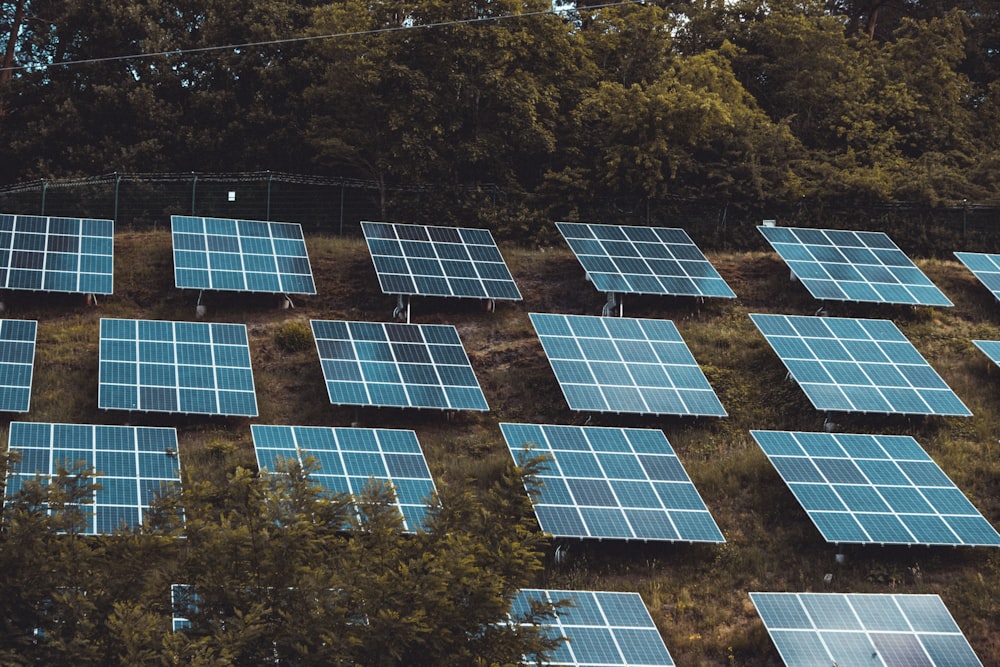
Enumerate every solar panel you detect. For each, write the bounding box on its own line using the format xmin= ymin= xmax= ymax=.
xmin=171 ymin=584 xmax=195 ymax=632
xmin=529 ymin=313 xmax=726 ymax=416
xmin=502 ymin=423 xmax=724 ymax=542
xmin=513 ymin=589 xmax=675 ymax=667
xmin=758 ymin=225 xmax=952 ymax=306
xmin=0 ymin=214 xmax=114 ymax=295
xmin=171 ymin=215 xmax=316 ymax=294
xmin=311 ymin=319 xmax=488 ymax=411
xmin=750 ymin=592 xmax=984 ymax=667
xmin=4 ymin=421 xmax=181 ymax=535
xmin=955 ymin=252 xmax=1000 ymax=302
xmin=973 ymin=340 xmax=1000 ymax=369
xmin=251 ymin=425 xmax=438 ymax=532
xmin=361 ymin=221 xmax=521 ymax=300
xmin=750 ymin=430 xmax=1000 ymax=546
xmin=750 ymin=313 xmax=971 ymax=416
xmin=98 ymin=318 xmax=258 ymax=416
xmin=0 ymin=319 xmax=36 ymax=412
xmin=556 ymin=222 xmax=736 ymax=299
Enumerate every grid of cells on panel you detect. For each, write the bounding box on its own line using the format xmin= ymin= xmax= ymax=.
xmin=98 ymin=318 xmax=258 ymax=416
xmin=361 ymin=221 xmax=521 ymax=300
xmin=556 ymin=222 xmax=736 ymax=299
xmin=171 ymin=584 xmax=195 ymax=632
xmin=310 ymin=319 xmax=488 ymax=411
xmin=512 ymin=589 xmax=676 ymax=667
xmin=972 ymin=340 xmax=1000 ymax=370
xmin=501 ymin=423 xmax=724 ymax=543
xmin=758 ymin=225 xmax=952 ymax=306
xmin=4 ymin=422 xmax=181 ymax=535
xmin=171 ymin=215 xmax=316 ymax=294
xmin=750 ymin=313 xmax=971 ymax=416
xmin=750 ymin=592 xmax=984 ymax=667
xmin=529 ymin=313 xmax=726 ymax=416
xmin=0 ymin=214 xmax=114 ymax=295
xmin=955 ymin=252 xmax=1000 ymax=302
xmin=251 ymin=425 xmax=438 ymax=532
xmin=750 ymin=430 xmax=1000 ymax=547
xmin=0 ymin=319 xmax=36 ymax=413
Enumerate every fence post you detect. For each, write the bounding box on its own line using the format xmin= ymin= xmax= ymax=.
xmin=113 ymin=172 xmax=121 ymax=225
xmin=266 ymin=171 xmax=273 ymax=221
xmin=40 ymin=179 xmax=47 ymax=215
xmin=191 ymin=172 xmax=198 ymax=215
xmin=339 ymin=182 xmax=345 ymax=236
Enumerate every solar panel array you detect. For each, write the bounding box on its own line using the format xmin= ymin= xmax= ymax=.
xmin=311 ymin=319 xmax=488 ymax=411
xmin=4 ymin=421 xmax=181 ymax=535
xmin=361 ymin=221 xmax=521 ymax=300
xmin=251 ymin=425 xmax=438 ymax=532
xmin=751 ymin=592 xmax=984 ymax=667
xmin=954 ymin=252 xmax=1000 ymax=302
xmin=751 ymin=430 xmax=1000 ymax=546
xmin=171 ymin=215 xmax=316 ymax=294
xmin=750 ymin=313 xmax=971 ymax=416
xmin=513 ymin=589 xmax=676 ymax=667
xmin=0 ymin=319 xmax=36 ymax=413
xmin=502 ymin=423 xmax=724 ymax=543
xmin=98 ymin=318 xmax=258 ymax=416
xmin=0 ymin=214 xmax=114 ymax=295
xmin=556 ymin=222 xmax=735 ymax=299
xmin=529 ymin=313 xmax=726 ymax=416
xmin=972 ymin=340 xmax=1000 ymax=370
xmin=758 ymin=225 xmax=952 ymax=306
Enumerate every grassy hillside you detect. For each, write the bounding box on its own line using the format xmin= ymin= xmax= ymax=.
xmin=11 ymin=230 xmax=1000 ymax=664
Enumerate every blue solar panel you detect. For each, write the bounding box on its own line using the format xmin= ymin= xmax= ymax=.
xmin=529 ymin=313 xmax=726 ymax=416
xmin=513 ymin=589 xmax=675 ymax=667
xmin=556 ymin=222 xmax=736 ymax=299
xmin=311 ymin=319 xmax=488 ymax=411
xmin=4 ymin=421 xmax=181 ymax=535
xmin=171 ymin=584 xmax=195 ymax=632
xmin=972 ymin=339 xmax=1000 ymax=369
xmin=361 ymin=221 xmax=521 ymax=300
xmin=751 ymin=592 xmax=983 ymax=667
xmin=750 ymin=313 xmax=971 ymax=416
xmin=251 ymin=425 xmax=438 ymax=532
xmin=759 ymin=226 xmax=952 ymax=306
xmin=0 ymin=214 xmax=114 ymax=295
xmin=502 ymin=423 xmax=724 ymax=543
xmin=955 ymin=252 xmax=1000 ymax=302
xmin=0 ymin=319 xmax=36 ymax=412
xmin=171 ymin=216 xmax=316 ymax=294
xmin=751 ymin=430 xmax=1000 ymax=546
xmin=98 ymin=318 xmax=258 ymax=416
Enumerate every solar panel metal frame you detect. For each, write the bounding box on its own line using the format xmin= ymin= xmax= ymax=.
xmin=0 ymin=318 xmax=36 ymax=413
xmin=310 ymin=319 xmax=489 ymax=411
xmin=556 ymin=221 xmax=736 ymax=299
xmin=361 ymin=221 xmax=522 ymax=301
xmin=4 ymin=421 xmax=182 ymax=535
xmin=972 ymin=339 xmax=1000 ymax=369
xmin=750 ymin=592 xmax=984 ymax=667
xmin=251 ymin=424 xmax=439 ymax=532
xmin=750 ymin=313 xmax=971 ymax=416
xmin=98 ymin=318 xmax=259 ymax=417
xmin=529 ymin=313 xmax=727 ymax=416
xmin=758 ymin=225 xmax=952 ymax=306
xmin=171 ymin=215 xmax=317 ymax=295
xmin=0 ymin=214 xmax=114 ymax=295
xmin=513 ymin=589 xmax=676 ymax=667
xmin=955 ymin=252 xmax=1000 ymax=302
xmin=502 ymin=423 xmax=724 ymax=543
xmin=751 ymin=429 xmax=1000 ymax=547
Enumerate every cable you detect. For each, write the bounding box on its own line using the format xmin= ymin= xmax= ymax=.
xmin=1 ymin=0 xmax=647 ymax=74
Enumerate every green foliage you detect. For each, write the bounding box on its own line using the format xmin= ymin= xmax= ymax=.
xmin=272 ymin=319 xmax=313 ymax=353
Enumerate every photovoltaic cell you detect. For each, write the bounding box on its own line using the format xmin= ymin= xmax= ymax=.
xmin=98 ymin=318 xmax=258 ymax=416
xmin=759 ymin=226 xmax=952 ymax=306
xmin=502 ymin=423 xmax=723 ymax=543
xmin=750 ymin=313 xmax=971 ymax=416
xmin=311 ymin=319 xmax=488 ymax=411
xmin=529 ymin=313 xmax=726 ymax=416
xmin=251 ymin=425 xmax=438 ymax=532
xmin=972 ymin=340 xmax=1000 ymax=369
xmin=513 ymin=589 xmax=676 ymax=667
xmin=0 ymin=214 xmax=114 ymax=294
xmin=556 ymin=222 xmax=735 ymax=299
xmin=750 ymin=430 xmax=1000 ymax=547
xmin=750 ymin=592 xmax=983 ymax=667
xmin=4 ymin=421 xmax=181 ymax=535
xmin=0 ymin=319 xmax=36 ymax=412
xmin=171 ymin=584 xmax=195 ymax=632
xmin=171 ymin=215 xmax=316 ymax=294
xmin=954 ymin=252 xmax=1000 ymax=302
xmin=361 ymin=221 xmax=521 ymax=300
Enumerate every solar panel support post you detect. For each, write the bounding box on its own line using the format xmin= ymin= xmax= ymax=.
xmin=394 ymin=294 xmax=410 ymax=323
xmin=602 ymin=292 xmax=621 ymax=317
xmin=195 ymin=290 xmax=206 ymax=319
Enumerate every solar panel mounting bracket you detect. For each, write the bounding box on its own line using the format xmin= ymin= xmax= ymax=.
xmin=393 ymin=294 xmax=411 ymax=323
xmin=602 ymin=292 xmax=622 ymax=317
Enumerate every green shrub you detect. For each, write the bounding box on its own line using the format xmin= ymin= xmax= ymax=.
xmin=273 ymin=320 xmax=313 ymax=353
